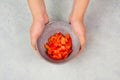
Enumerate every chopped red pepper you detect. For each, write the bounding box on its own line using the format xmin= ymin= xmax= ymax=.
xmin=44 ymin=32 xmax=72 ymax=60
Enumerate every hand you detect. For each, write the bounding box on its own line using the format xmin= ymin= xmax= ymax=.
xmin=69 ymin=0 xmax=89 ymax=56
xmin=30 ymin=14 xmax=49 ymax=53
xmin=69 ymin=19 xmax=86 ymax=56
xmin=27 ymin=0 xmax=49 ymax=53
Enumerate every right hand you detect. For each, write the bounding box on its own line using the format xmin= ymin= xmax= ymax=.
xmin=30 ymin=14 xmax=49 ymax=53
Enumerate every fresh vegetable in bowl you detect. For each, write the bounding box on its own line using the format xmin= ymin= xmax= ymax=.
xmin=45 ymin=32 xmax=72 ymax=60
xmin=37 ymin=21 xmax=80 ymax=63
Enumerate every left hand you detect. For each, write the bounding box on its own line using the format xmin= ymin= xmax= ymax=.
xmin=69 ymin=20 xmax=86 ymax=56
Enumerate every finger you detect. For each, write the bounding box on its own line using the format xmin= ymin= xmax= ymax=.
xmin=80 ymin=37 xmax=86 ymax=50
xmin=74 ymin=43 xmax=85 ymax=57
xmin=31 ymin=37 xmax=38 ymax=52
xmin=30 ymin=22 xmax=44 ymax=52
xmin=79 ymin=43 xmax=85 ymax=53
xmin=31 ymin=39 xmax=43 ymax=58
xmin=31 ymin=40 xmax=42 ymax=58
xmin=44 ymin=14 xmax=49 ymax=24
xmin=30 ymin=33 xmax=39 ymax=53
xmin=77 ymin=32 xmax=86 ymax=47
xmin=34 ymin=49 xmax=42 ymax=58
xmin=74 ymin=33 xmax=86 ymax=57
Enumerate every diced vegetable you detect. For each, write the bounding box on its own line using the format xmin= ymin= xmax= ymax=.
xmin=44 ymin=32 xmax=72 ymax=60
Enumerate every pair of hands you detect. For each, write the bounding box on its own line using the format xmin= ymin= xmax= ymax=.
xmin=28 ymin=0 xmax=89 ymax=57
xmin=30 ymin=14 xmax=86 ymax=56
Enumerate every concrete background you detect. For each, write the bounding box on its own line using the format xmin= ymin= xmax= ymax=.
xmin=0 ymin=0 xmax=120 ymax=80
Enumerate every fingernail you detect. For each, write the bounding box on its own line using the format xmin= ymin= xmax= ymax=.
xmin=79 ymin=46 xmax=82 ymax=51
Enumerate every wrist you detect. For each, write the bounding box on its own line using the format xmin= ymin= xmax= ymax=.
xmin=33 ymin=13 xmax=49 ymax=24
xmin=33 ymin=16 xmax=44 ymax=23
xmin=69 ymin=15 xmax=84 ymax=24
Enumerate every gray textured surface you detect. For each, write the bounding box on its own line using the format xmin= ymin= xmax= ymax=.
xmin=0 ymin=0 xmax=120 ymax=80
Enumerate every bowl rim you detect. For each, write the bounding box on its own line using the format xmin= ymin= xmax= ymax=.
xmin=37 ymin=21 xmax=80 ymax=64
